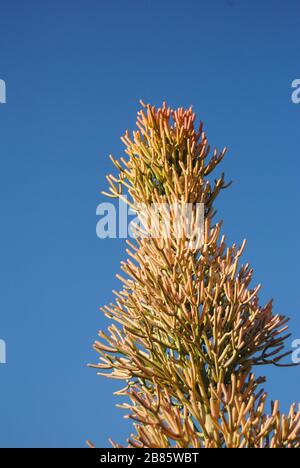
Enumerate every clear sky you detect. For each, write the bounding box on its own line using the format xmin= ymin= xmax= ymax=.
xmin=0 ymin=0 xmax=299 ymax=448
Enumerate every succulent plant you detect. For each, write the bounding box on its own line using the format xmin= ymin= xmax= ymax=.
xmin=90 ymin=101 xmax=299 ymax=448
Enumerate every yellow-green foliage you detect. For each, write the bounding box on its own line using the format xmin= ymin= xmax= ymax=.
xmin=90 ymin=102 xmax=300 ymax=448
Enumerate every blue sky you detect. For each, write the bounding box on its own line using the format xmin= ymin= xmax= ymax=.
xmin=0 ymin=0 xmax=299 ymax=448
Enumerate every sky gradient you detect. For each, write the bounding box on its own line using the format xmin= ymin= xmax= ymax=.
xmin=0 ymin=0 xmax=299 ymax=448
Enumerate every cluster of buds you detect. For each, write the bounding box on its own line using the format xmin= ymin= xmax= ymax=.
xmin=90 ymin=101 xmax=299 ymax=448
